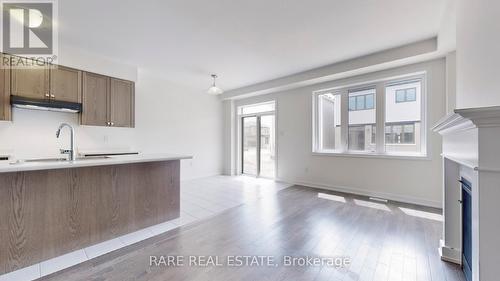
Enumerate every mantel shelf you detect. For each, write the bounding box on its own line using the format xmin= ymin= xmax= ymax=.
xmin=441 ymin=153 xmax=478 ymax=170
xmin=433 ymin=106 xmax=500 ymax=135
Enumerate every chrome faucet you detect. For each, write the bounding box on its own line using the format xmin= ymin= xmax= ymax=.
xmin=56 ymin=123 xmax=76 ymax=161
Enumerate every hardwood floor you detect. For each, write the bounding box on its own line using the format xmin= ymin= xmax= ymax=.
xmin=40 ymin=186 xmax=465 ymax=281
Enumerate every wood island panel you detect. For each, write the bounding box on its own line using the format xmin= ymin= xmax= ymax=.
xmin=0 ymin=160 xmax=180 ymax=275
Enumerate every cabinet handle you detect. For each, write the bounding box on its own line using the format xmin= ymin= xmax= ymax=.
xmin=110 ymin=122 xmax=114 ymax=126
xmin=106 ymin=122 xmax=110 ymax=126
xmin=50 ymin=94 xmax=55 ymax=98
xmin=45 ymin=93 xmax=50 ymax=98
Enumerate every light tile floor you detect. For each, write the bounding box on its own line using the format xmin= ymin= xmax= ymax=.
xmin=0 ymin=176 xmax=291 ymax=281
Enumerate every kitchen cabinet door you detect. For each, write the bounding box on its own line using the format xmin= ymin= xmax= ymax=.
xmin=50 ymin=66 xmax=82 ymax=103
xmin=11 ymin=59 xmax=49 ymax=100
xmin=0 ymin=54 xmax=10 ymax=121
xmin=81 ymin=72 xmax=109 ymax=126
xmin=110 ymin=78 xmax=134 ymax=128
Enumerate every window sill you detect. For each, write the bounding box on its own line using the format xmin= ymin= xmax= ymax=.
xmin=312 ymin=151 xmax=430 ymax=161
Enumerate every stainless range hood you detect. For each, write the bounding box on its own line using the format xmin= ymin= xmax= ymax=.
xmin=10 ymin=95 xmax=82 ymax=113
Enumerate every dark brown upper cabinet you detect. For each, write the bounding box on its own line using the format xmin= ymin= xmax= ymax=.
xmin=0 ymin=54 xmax=11 ymax=121
xmin=81 ymin=72 xmax=109 ymax=126
xmin=11 ymin=60 xmax=81 ymax=104
xmin=49 ymin=65 xmax=82 ymax=103
xmin=81 ymin=73 xmax=135 ymax=128
xmin=110 ymin=78 xmax=135 ymax=128
xmin=11 ymin=60 xmax=50 ymax=100
xmin=2 ymin=53 xmax=135 ymax=125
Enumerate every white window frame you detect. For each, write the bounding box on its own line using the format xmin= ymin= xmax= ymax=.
xmin=312 ymin=72 xmax=428 ymax=160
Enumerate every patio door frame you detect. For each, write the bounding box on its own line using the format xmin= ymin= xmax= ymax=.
xmin=240 ymin=111 xmax=276 ymax=178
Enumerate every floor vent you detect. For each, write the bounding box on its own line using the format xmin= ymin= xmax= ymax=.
xmin=369 ymin=197 xmax=388 ymax=203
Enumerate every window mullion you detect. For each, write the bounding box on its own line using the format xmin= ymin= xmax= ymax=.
xmin=375 ymin=82 xmax=385 ymax=153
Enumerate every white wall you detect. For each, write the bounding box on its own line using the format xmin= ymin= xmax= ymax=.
xmin=455 ymin=2 xmax=500 ymax=279
xmin=445 ymin=51 xmax=456 ymax=113
xmin=57 ymin=44 xmax=138 ymax=82
xmin=0 ymin=48 xmax=224 ymax=181
xmin=456 ymin=0 xmax=500 ymax=108
xmin=134 ymin=69 xmax=224 ymax=180
xmin=230 ymin=59 xmax=446 ymax=207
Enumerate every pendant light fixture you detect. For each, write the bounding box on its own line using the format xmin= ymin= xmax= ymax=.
xmin=207 ymin=74 xmax=224 ymax=95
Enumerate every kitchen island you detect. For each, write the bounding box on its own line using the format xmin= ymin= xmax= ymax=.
xmin=0 ymin=153 xmax=191 ymax=275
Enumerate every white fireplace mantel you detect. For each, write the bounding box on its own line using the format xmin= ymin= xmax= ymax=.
xmin=433 ymin=105 xmax=500 ymax=132
xmin=433 ymin=106 xmax=500 ymax=281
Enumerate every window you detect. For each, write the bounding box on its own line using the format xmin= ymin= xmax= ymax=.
xmin=348 ymin=89 xmax=376 ymax=152
xmin=313 ymin=74 xmax=426 ymax=157
xmin=317 ymin=93 xmax=341 ymax=151
xmin=385 ymin=80 xmax=422 ymax=154
xmin=365 ymin=94 xmax=374 ymax=109
xmin=395 ymin=88 xmax=417 ymax=103
xmin=348 ymin=93 xmax=374 ymax=111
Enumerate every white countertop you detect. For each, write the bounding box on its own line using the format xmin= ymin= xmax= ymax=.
xmin=0 ymin=153 xmax=192 ymax=173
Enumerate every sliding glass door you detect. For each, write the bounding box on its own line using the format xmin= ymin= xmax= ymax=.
xmin=241 ymin=114 xmax=275 ymax=178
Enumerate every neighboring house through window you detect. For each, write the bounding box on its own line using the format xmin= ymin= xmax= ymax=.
xmin=313 ymin=74 xmax=425 ymax=157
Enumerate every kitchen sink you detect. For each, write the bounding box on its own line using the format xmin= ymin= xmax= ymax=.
xmin=28 ymin=158 xmax=69 ymax=162
xmin=77 ymin=156 xmax=112 ymax=160
xmin=12 ymin=158 xmax=68 ymax=164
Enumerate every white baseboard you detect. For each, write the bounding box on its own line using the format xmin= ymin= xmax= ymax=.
xmin=275 ymin=177 xmax=442 ymax=208
xmin=439 ymin=239 xmax=462 ymax=264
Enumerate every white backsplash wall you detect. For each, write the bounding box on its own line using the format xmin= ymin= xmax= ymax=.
xmin=0 ymin=68 xmax=224 ymax=180
xmin=0 ymin=108 xmax=137 ymax=160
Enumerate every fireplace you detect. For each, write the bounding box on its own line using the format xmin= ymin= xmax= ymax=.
xmin=433 ymin=106 xmax=500 ymax=281
xmin=460 ymin=177 xmax=472 ymax=281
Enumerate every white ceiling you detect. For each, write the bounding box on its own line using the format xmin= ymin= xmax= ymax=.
xmin=59 ymin=0 xmax=447 ymax=91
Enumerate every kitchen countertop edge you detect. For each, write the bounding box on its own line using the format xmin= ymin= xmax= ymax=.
xmin=0 ymin=153 xmax=193 ymax=173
